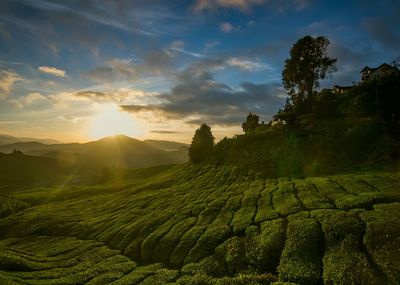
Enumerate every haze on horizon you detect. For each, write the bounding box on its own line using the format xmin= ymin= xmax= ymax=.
xmin=0 ymin=0 xmax=399 ymax=143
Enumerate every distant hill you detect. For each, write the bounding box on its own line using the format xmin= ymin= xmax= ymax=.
xmin=0 ymin=151 xmax=71 ymax=192
xmin=0 ymin=141 xmax=51 ymax=154
xmin=0 ymin=134 xmax=62 ymax=145
xmin=0 ymin=135 xmax=188 ymax=171
xmin=144 ymin=139 xmax=189 ymax=163
xmin=78 ymin=135 xmax=186 ymax=169
xmin=144 ymin=139 xmax=188 ymax=151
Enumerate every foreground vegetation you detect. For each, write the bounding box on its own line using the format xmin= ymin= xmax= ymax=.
xmin=1 ymin=164 xmax=399 ymax=284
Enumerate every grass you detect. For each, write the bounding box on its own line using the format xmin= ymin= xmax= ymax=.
xmin=0 ymin=165 xmax=399 ymax=284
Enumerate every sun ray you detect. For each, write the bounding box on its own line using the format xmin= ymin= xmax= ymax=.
xmin=88 ymin=103 xmax=144 ymax=139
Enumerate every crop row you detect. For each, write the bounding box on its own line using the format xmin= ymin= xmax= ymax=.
xmin=0 ymin=171 xmax=399 ymax=284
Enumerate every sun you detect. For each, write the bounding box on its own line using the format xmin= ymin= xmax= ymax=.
xmin=88 ymin=103 xmax=143 ymax=139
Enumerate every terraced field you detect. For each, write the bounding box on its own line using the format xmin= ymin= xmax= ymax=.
xmin=1 ymin=165 xmax=399 ymax=284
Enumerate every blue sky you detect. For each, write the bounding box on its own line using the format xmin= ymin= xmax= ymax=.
xmin=0 ymin=0 xmax=399 ymax=142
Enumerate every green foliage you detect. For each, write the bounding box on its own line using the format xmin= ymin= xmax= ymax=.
xmin=246 ymin=219 xmax=286 ymax=273
xmin=360 ymin=203 xmax=400 ymax=283
xmin=0 ymin=165 xmax=399 ymax=284
xmin=189 ymin=123 xmax=215 ymax=164
xmin=242 ymin=113 xmax=260 ymax=134
xmin=311 ymin=209 xmax=383 ymax=284
xmin=282 ymin=35 xmax=337 ymax=98
xmin=278 ymin=217 xmax=324 ymax=284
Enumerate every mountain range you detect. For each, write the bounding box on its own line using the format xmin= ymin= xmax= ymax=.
xmin=0 ymin=134 xmax=189 ymax=175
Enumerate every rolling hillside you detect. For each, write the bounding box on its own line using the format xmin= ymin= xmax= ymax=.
xmin=0 ymin=135 xmax=188 ymax=170
xmin=1 ymin=164 xmax=399 ymax=284
xmin=0 ymin=152 xmax=72 ymax=193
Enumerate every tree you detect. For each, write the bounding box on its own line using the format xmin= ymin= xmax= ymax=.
xmin=188 ymin=123 xmax=215 ymax=163
xmin=242 ymin=113 xmax=260 ymax=133
xmin=282 ymin=36 xmax=337 ymax=100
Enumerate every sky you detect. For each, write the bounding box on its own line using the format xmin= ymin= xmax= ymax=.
xmin=0 ymin=0 xmax=399 ymax=143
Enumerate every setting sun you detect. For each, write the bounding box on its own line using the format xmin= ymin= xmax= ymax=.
xmin=88 ymin=103 xmax=144 ymax=139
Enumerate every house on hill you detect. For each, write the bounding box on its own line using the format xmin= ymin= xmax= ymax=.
xmin=360 ymin=63 xmax=399 ymax=82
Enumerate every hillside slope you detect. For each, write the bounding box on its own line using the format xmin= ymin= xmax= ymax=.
xmin=0 ymin=165 xmax=399 ymax=284
xmin=0 ymin=152 xmax=71 ymax=192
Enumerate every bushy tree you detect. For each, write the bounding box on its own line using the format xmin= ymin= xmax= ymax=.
xmin=282 ymin=36 xmax=337 ymax=100
xmin=242 ymin=113 xmax=260 ymax=133
xmin=189 ymin=123 xmax=215 ymax=163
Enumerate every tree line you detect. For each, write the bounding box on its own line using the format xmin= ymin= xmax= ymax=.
xmin=188 ymin=35 xmax=400 ymax=164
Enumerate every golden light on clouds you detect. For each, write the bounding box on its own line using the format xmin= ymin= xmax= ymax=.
xmin=88 ymin=103 xmax=145 ymax=139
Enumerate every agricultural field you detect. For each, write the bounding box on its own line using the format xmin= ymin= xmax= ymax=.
xmin=0 ymin=165 xmax=399 ymax=284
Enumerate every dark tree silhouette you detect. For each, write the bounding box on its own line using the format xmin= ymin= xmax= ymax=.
xmin=188 ymin=123 xmax=215 ymax=163
xmin=242 ymin=113 xmax=260 ymax=133
xmin=282 ymin=36 xmax=337 ymax=100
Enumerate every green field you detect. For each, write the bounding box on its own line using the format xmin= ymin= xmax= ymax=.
xmin=1 ymin=165 xmax=399 ymax=284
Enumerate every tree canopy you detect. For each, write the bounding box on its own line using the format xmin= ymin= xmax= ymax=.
xmin=282 ymin=36 xmax=337 ymax=100
xmin=242 ymin=113 xmax=260 ymax=133
xmin=188 ymin=123 xmax=215 ymax=163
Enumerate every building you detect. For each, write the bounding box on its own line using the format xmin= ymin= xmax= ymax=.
xmin=360 ymin=63 xmax=399 ymax=82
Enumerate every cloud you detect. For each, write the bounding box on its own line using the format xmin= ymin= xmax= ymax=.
xmin=120 ymin=63 xmax=285 ymax=126
xmin=169 ymin=41 xmax=204 ymax=58
xmin=325 ymin=40 xmax=377 ymax=86
xmin=0 ymin=70 xmax=22 ymax=100
xmin=9 ymin=92 xmax=50 ymax=109
xmin=150 ymin=130 xmax=182 ymax=134
xmin=58 ymin=115 xmax=84 ymax=124
xmin=362 ymin=17 xmax=400 ymax=51
xmin=193 ymin=0 xmax=311 ymax=12
xmin=38 ymin=66 xmax=67 ymax=77
xmin=74 ymin=88 xmax=157 ymax=104
xmin=194 ymin=0 xmax=265 ymax=12
xmin=87 ymin=49 xmax=176 ymax=83
xmin=219 ymin=22 xmax=236 ymax=33
xmin=226 ymin=57 xmax=269 ymax=71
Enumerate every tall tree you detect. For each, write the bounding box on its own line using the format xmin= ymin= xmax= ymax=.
xmin=282 ymin=36 xmax=337 ymax=100
xmin=188 ymin=123 xmax=214 ymax=163
xmin=242 ymin=113 xmax=260 ymax=133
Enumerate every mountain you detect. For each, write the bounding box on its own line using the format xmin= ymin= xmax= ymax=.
xmin=77 ymin=135 xmax=187 ymax=169
xmin=0 ymin=135 xmax=188 ymax=171
xmin=0 ymin=134 xmax=61 ymax=145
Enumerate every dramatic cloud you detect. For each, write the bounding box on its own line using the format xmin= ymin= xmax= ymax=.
xmin=0 ymin=70 xmax=22 ymax=99
xmin=38 ymin=66 xmax=67 ymax=77
xmin=121 ymin=63 xmax=285 ymax=126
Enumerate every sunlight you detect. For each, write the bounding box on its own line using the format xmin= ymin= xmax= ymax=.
xmin=88 ymin=103 xmax=143 ymax=139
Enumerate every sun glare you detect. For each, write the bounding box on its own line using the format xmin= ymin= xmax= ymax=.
xmin=88 ymin=104 xmax=144 ymax=139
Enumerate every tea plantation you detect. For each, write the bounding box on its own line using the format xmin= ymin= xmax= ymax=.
xmin=1 ymin=165 xmax=399 ymax=284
